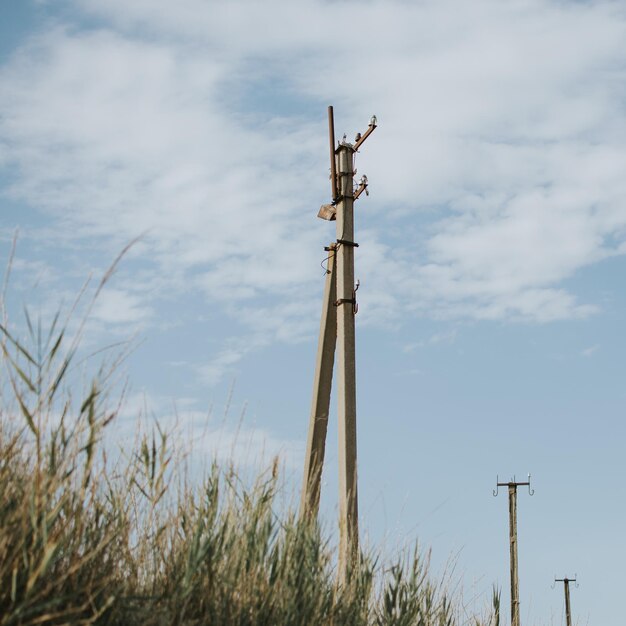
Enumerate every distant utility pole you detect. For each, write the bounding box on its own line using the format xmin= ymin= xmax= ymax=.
xmin=301 ymin=105 xmax=377 ymax=581
xmin=493 ymin=475 xmax=534 ymax=626
xmin=554 ymin=576 xmax=577 ymax=626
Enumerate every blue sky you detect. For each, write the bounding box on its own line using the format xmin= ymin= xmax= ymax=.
xmin=2 ymin=0 xmax=626 ymax=623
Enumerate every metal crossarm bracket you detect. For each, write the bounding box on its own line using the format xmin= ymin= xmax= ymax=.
xmin=334 ymin=298 xmax=356 ymax=307
xmin=335 ymin=280 xmax=360 ymax=314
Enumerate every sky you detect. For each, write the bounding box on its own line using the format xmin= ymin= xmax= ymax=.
xmin=1 ymin=0 xmax=626 ymax=623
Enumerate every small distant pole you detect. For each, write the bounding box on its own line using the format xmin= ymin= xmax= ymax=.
xmin=493 ymin=475 xmax=534 ymax=626
xmin=554 ymin=576 xmax=577 ymax=626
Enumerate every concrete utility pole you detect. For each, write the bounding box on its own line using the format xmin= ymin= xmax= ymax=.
xmin=301 ymin=106 xmax=376 ymax=582
xmin=300 ymin=244 xmax=336 ymax=516
xmin=335 ymin=142 xmax=359 ymax=573
xmin=493 ymin=475 xmax=534 ymax=626
xmin=554 ymin=576 xmax=577 ymax=626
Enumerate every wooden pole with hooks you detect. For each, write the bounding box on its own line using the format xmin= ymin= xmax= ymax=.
xmin=494 ymin=475 xmax=534 ymax=626
xmin=555 ymin=577 xmax=577 ymax=626
xmin=509 ymin=484 xmax=520 ymax=626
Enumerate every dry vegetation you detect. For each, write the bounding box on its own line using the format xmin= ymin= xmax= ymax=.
xmin=0 ymin=277 xmax=501 ymax=625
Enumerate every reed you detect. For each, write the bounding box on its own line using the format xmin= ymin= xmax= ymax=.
xmin=0 ymin=288 xmax=498 ymax=626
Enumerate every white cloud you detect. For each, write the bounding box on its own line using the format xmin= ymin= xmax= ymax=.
xmin=91 ymin=287 xmax=153 ymax=325
xmin=114 ymin=390 xmax=303 ymax=470
xmin=198 ymin=344 xmax=253 ymax=387
xmin=193 ymin=422 xmax=304 ymax=472
xmin=404 ymin=329 xmax=458 ymax=352
xmin=1 ymin=0 xmax=626 ymax=363
xmin=581 ymin=344 xmax=600 ymax=357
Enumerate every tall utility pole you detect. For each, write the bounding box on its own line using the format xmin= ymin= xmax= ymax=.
xmin=493 ymin=475 xmax=534 ymax=626
xmin=301 ymin=106 xmax=376 ymax=581
xmin=554 ymin=576 xmax=577 ymax=626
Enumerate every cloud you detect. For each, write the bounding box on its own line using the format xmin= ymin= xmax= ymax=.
xmin=1 ymin=0 xmax=626 ymax=364
xmin=91 ymin=287 xmax=154 ymax=325
xmin=115 ymin=390 xmax=303 ymax=470
xmin=193 ymin=422 xmax=304 ymax=472
xmin=581 ymin=344 xmax=600 ymax=357
xmin=404 ymin=329 xmax=458 ymax=352
xmin=197 ymin=342 xmax=258 ymax=388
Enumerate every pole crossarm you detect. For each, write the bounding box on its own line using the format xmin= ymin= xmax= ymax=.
xmin=493 ymin=474 xmax=535 ymax=497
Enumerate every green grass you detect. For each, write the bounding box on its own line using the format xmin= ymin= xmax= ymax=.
xmin=0 ymin=277 xmax=500 ymax=626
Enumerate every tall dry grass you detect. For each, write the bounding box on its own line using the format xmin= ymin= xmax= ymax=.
xmin=0 ymin=275 xmax=499 ymax=625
